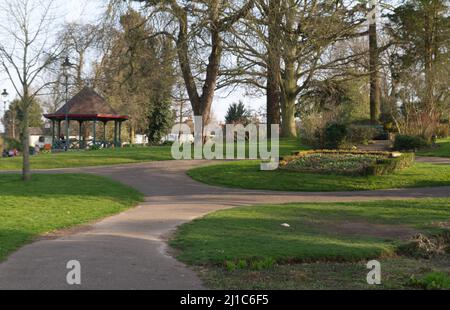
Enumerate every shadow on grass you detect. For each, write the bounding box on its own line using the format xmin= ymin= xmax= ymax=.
xmin=0 ymin=174 xmax=143 ymax=203
xmin=0 ymin=229 xmax=35 ymax=261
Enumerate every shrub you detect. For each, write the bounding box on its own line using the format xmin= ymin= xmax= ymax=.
xmin=224 ymin=258 xmax=275 ymax=271
xmin=250 ymin=258 xmax=276 ymax=271
xmin=347 ymin=126 xmax=379 ymax=144
xmin=90 ymin=144 xmax=102 ymax=151
xmin=299 ymin=111 xmax=336 ymax=148
xmin=364 ymin=153 xmax=415 ymax=176
xmin=408 ymin=272 xmax=450 ymax=290
xmin=225 ymin=261 xmax=237 ymax=271
xmin=436 ymin=124 xmax=449 ymax=138
xmin=4 ymin=138 xmax=22 ymax=151
xmin=394 ymin=135 xmax=429 ymax=151
xmin=324 ymin=123 xmax=348 ymax=149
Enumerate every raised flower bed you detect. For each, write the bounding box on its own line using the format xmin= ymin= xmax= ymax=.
xmin=280 ymin=150 xmax=415 ymax=176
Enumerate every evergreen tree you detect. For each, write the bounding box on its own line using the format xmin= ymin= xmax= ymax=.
xmin=225 ymin=101 xmax=251 ymax=125
xmin=146 ymin=98 xmax=175 ymax=145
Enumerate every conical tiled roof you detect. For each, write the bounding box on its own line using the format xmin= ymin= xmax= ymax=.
xmin=44 ymin=87 xmax=128 ymax=121
xmin=55 ymin=87 xmax=117 ymax=115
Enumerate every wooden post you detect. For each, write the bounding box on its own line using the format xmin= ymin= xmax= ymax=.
xmin=114 ymin=121 xmax=118 ymax=147
xmin=66 ymin=120 xmax=70 ymax=150
xmin=57 ymin=120 xmax=61 ymax=140
xmin=118 ymin=121 xmax=122 ymax=147
xmin=78 ymin=121 xmax=83 ymax=149
xmin=51 ymin=120 xmax=55 ymax=147
xmin=103 ymin=121 xmax=107 ymax=148
xmin=93 ymin=120 xmax=97 ymax=146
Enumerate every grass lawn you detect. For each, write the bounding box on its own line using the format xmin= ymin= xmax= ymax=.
xmin=0 ymin=174 xmax=143 ymax=261
xmin=0 ymin=146 xmax=173 ymax=170
xmin=0 ymin=138 xmax=307 ymax=170
xmin=198 ymin=257 xmax=450 ymax=290
xmin=170 ymin=199 xmax=450 ymax=289
xmin=188 ymin=161 xmax=450 ymax=192
xmin=418 ymin=138 xmax=450 ymax=158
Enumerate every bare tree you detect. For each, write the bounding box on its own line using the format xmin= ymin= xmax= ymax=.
xmin=224 ymin=1 xmax=369 ymax=137
xmin=60 ymin=23 xmax=99 ymax=90
xmin=136 ymin=0 xmax=255 ymax=137
xmin=0 ymin=0 xmax=63 ymax=181
xmin=368 ymin=0 xmax=381 ymax=124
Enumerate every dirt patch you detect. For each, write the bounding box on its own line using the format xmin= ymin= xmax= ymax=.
xmin=38 ymin=224 xmax=94 ymax=240
xmin=432 ymin=220 xmax=450 ymax=229
xmin=398 ymin=232 xmax=450 ymax=258
xmin=319 ymin=220 xmax=418 ymax=240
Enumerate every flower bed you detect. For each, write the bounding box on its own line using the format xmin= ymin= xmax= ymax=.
xmin=280 ymin=150 xmax=415 ymax=176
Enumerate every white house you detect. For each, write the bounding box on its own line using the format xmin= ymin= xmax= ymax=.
xmin=29 ymin=127 xmax=52 ymax=148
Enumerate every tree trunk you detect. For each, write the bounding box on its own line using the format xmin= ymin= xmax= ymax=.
xmin=280 ymin=58 xmax=297 ymax=138
xmin=279 ymin=0 xmax=298 ymax=138
xmin=281 ymin=95 xmax=297 ymax=138
xmin=76 ymin=51 xmax=85 ymax=90
xmin=21 ymin=100 xmax=31 ymax=181
xmin=266 ymin=0 xmax=281 ymax=135
xmin=423 ymin=11 xmax=435 ymax=112
xmin=12 ymin=110 xmax=16 ymax=139
xmin=130 ymin=124 xmax=135 ymax=144
xmin=175 ymin=2 xmax=222 ymax=138
xmin=369 ymin=1 xmax=381 ymax=124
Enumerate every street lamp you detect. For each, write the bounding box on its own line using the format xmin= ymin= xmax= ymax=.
xmin=1 ymin=89 xmax=9 ymax=134
xmin=62 ymin=56 xmax=74 ymax=150
xmin=1 ymin=89 xmax=8 ymax=113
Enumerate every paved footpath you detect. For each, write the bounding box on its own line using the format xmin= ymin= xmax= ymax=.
xmin=0 ymin=158 xmax=449 ymax=290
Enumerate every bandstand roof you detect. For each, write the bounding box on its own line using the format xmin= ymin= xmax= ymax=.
xmin=44 ymin=87 xmax=128 ymax=122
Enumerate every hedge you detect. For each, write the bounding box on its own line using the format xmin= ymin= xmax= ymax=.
xmin=394 ymin=135 xmax=429 ymax=151
xmin=363 ymin=152 xmax=415 ymax=176
xmin=281 ymin=150 xmax=415 ymax=177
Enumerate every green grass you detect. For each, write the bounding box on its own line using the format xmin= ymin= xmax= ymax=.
xmin=171 ymin=199 xmax=450 ymax=289
xmin=418 ymin=138 xmax=450 ymax=158
xmin=188 ymin=161 xmax=450 ymax=192
xmin=198 ymin=257 xmax=450 ymax=290
xmin=0 ymin=174 xmax=143 ymax=260
xmin=0 ymin=138 xmax=307 ymax=170
xmin=0 ymin=146 xmax=173 ymax=170
xmin=276 ymin=138 xmax=310 ymax=156
xmin=171 ymin=199 xmax=450 ymax=265
xmin=409 ymin=271 xmax=450 ymax=290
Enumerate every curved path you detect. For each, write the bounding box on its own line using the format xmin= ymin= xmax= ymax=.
xmin=0 ymin=158 xmax=449 ymax=290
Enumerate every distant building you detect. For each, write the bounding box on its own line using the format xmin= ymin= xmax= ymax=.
xmin=29 ymin=127 xmax=52 ymax=148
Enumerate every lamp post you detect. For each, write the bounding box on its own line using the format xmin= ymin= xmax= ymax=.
xmin=1 ymin=89 xmax=9 ymax=136
xmin=62 ymin=56 xmax=73 ymax=151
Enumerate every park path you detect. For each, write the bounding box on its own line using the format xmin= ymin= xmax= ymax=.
xmin=0 ymin=158 xmax=449 ymax=290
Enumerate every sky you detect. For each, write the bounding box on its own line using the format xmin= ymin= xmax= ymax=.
xmin=0 ymin=0 xmax=265 ymax=133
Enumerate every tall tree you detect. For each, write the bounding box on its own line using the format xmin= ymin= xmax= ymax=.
xmin=3 ymin=98 xmax=43 ymax=139
xmin=225 ymin=101 xmax=252 ymax=125
xmin=60 ymin=23 xmax=99 ymax=90
xmin=96 ymin=8 xmax=176 ymax=143
xmin=223 ymin=1 xmax=365 ymax=137
xmin=137 ymin=0 xmax=255 ymax=136
xmin=368 ymin=0 xmax=381 ymax=124
xmin=277 ymin=0 xmax=364 ymax=137
xmin=387 ymin=0 xmax=450 ymax=137
xmin=0 ymin=0 xmax=62 ymax=180
xmin=266 ymin=0 xmax=282 ymax=132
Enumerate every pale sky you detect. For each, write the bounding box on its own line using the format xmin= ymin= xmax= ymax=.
xmin=0 ymin=0 xmax=264 ymax=133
